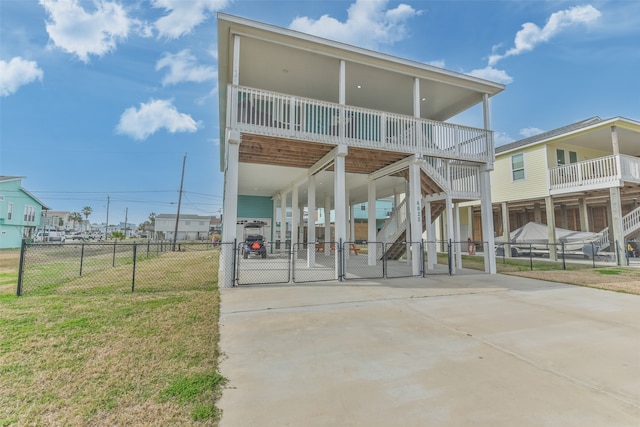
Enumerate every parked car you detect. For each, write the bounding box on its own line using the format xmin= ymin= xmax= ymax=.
xmin=68 ymin=232 xmax=88 ymax=241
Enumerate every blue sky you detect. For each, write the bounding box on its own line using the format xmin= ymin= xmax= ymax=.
xmin=2 ymin=0 xmax=639 ymax=226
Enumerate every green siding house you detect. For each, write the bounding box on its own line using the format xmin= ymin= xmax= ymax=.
xmin=0 ymin=176 xmax=49 ymax=249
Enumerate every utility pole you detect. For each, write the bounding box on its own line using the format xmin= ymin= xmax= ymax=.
xmin=173 ymin=153 xmax=187 ymax=251
xmin=105 ymin=195 xmax=110 ymax=239
xmin=124 ymin=207 xmax=128 ymax=239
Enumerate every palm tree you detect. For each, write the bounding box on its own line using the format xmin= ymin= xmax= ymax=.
xmin=82 ymin=206 xmax=93 ymax=231
xmin=68 ymin=212 xmax=83 ymax=230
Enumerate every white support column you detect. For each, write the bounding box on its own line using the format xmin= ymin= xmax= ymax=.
xmin=534 ymin=202 xmax=542 ymax=223
xmin=220 ymin=131 xmax=241 ymax=288
xmin=280 ymin=191 xmax=287 ymax=247
xmin=454 ymin=203 xmax=462 ymax=268
xmin=409 ymin=161 xmax=423 ymax=276
xmin=271 ymin=197 xmax=278 ymax=253
xmin=339 ymin=60 xmax=346 ymax=104
xmin=610 ymin=186 xmax=624 ymax=260
xmin=611 ymin=125 xmax=620 ymax=155
xmin=324 ymin=194 xmax=331 ymax=253
xmin=307 ymin=175 xmax=316 ymax=267
xmin=501 ymin=202 xmax=511 ymax=258
xmin=480 ymin=169 xmax=496 ymax=273
xmin=425 ymin=199 xmax=436 ymax=270
xmin=334 ymin=151 xmax=347 ymax=278
xmin=291 ymin=184 xmax=299 ymax=249
xmin=232 ymin=35 xmax=240 ymax=85
xmin=545 ymin=196 xmax=557 ymax=261
xmin=368 ymin=179 xmax=377 ymax=266
xmin=445 ymin=196 xmax=455 ymax=275
xmin=578 ymin=198 xmax=589 ymax=232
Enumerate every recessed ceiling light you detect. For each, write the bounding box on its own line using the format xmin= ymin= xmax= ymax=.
xmin=421 ymin=98 xmax=426 ymax=102
xmin=356 ymin=85 xmax=362 ymax=89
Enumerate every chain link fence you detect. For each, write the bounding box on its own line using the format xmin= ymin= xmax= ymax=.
xmin=18 ymin=236 xmax=624 ymax=295
xmin=17 ymin=240 xmax=229 ymax=295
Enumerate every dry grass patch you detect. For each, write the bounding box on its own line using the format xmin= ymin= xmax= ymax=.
xmin=0 ymin=248 xmax=224 ymax=426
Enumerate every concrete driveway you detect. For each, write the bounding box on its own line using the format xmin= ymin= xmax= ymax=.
xmin=218 ymin=273 xmax=640 ymax=426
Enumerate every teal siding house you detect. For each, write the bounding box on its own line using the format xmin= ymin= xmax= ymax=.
xmin=0 ymin=176 xmax=49 ymax=248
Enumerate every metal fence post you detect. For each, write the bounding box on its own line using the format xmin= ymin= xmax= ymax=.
xmin=448 ymin=239 xmax=452 ymax=276
xmin=80 ymin=243 xmax=86 ymax=276
xmin=561 ymin=242 xmax=566 ymax=270
xmin=338 ymin=238 xmax=344 ymax=282
xmin=112 ymin=240 xmax=117 ymax=267
xmin=529 ymin=243 xmax=533 ymax=271
xmin=232 ymin=238 xmax=237 ymax=287
xmin=16 ymin=238 xmax=27 ymax=296
xmin=421 ymin=239 xmax=425 ymax=278
xmin=131 ymin=243 xmax=137 ymax=292
xmin=615 ymin=240 xmax=620 ymax=266
xmin=591 ymin=242 xmax=595 ymax=268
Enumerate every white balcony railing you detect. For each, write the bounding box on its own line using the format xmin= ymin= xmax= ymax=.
xmin=549 ymin=155 xmax=640 ymax=193
xmin=228 ymin=85 xmax=494 ymax=164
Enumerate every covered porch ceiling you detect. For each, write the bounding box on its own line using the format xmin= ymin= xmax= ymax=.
xmin=556 ymin=120 xmax=640 ymax=157
xmin=238 ymin=134 xmax=410 ymax=206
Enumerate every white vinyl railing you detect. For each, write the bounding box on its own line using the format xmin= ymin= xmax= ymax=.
xmin=450 ymin=163 xmax=481 ymax=198
xmin=593 ymin=205 xmax=640 ymax=250
xmin=376 ymin=197 xmax=407 ymax=246
xmin=549 ymin=155 xmax=619 ymax=190
xmin=549 ymin=155 xmax=640 ymax=192
xmin=228 ymin=84 xmax=494 ymax=163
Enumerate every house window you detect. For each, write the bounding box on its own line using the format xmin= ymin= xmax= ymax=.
xmin=569 ymin=151 xmax=578 ymax=163
xmin=556 ymin=149 xmax=565 ymax=166
xmin=184 ymin=220 xmax=191 ymax=225
xmin=360 ymin=205 xmax=366 ymax=211
xmin=23 ymin=205 xmax=35 ymax=222
xmin=7 ymin=202 xmax=13 ymax=220
xmin=511 ymin=153 xmax=525 ymax=181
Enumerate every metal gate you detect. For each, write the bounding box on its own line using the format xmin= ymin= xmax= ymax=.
xmin=292 ymin=242 xmax=338 ymax=283
xmin=342 ymin=241 xmax=384 ymax=280
xmin=236 ymin=241 xmax=291 ymax=285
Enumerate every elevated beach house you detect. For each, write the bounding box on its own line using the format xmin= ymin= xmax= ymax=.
xmin=467 ymin=116 xmax=640 ymax=259
xmin=217 ymin=13 xmax=505 ymax=286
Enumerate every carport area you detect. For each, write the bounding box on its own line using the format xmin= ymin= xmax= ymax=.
xmin=218 ymin=274 xmax=640 ymax=426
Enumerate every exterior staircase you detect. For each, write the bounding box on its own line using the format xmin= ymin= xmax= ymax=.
xmin=593 ymin=206 xmax=640 ymax=250
xmin=376 ymin=160 xmax=447 ymax=260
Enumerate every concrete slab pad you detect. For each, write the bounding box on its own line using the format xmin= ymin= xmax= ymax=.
xmin=218 ymin=273 xmax=640 ymax=426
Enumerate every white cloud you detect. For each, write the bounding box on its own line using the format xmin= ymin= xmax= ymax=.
xmin=115 ymin=99 xmax=200 ymax=140
xmin=156 ymin=50 xmax=216 ymax=86
xmin=40 ymin=0 xmax=134 ymax=62
xmin=468 ymin=66 xmax=513 ymax=85
xmin=489 ymin=5 xmax=601 ymax=66
xmin=152 ymin=0 xmax=229 ymax=39
xmin=0 ymin=57 xmax=44 ymax=97
xmin=520 ymin=127 xmax=545 ymax=138
xmin=289 ymin=0 xmax=422 ymax=49
xmin=494 ymin=131 xmax=515 ymax=147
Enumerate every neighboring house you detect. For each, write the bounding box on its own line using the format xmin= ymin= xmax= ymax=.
xmin=0 ymin=176 xmax=49 ymax=249
xmin=42 ymin=211 xmax=70 ymax=230
xmin=465 ymin=116 xmax=640 ymax=257
xmin=155 ymin=214 xmax=211 ymax=241
xmin=217 ymin=13 xmax=505 ymax=286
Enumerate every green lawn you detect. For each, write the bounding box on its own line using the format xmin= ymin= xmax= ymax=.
xmin=0 ymin=249 xmax=225 ymax=426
